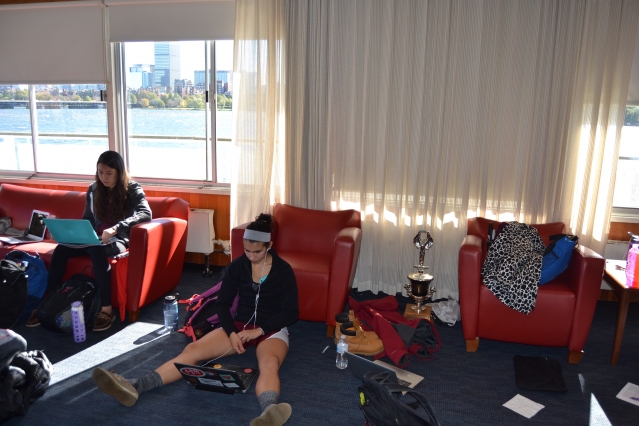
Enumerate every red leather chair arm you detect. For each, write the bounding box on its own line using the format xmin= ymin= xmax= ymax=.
xmin=231 ymin=222 xmax=250 ymax=260
xmin=126 ymin=218 xmax=188 ymax=312
xmin=564 ymin=245 xmax=605 ymax=351
xmin=459 ymin=235 xmax=484 ymax=340
xmin=326 ymin=227 xmax=362 ymax=326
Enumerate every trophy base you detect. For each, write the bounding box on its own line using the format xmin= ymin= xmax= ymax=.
xmin=403 ymin=304 xmax=432 ymax=321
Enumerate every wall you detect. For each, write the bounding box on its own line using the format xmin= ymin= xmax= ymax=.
xmin=0 ymin=180 xmax=231 ymax=266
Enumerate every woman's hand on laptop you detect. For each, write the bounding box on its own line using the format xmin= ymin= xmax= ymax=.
xmin=100 ymin=227 xmax=117 ymax=244
xmin=229 ymin=332 xmax=246 ymax=354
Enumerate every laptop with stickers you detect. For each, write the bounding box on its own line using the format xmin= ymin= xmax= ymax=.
xmin=0 ymin=209 xmax=50 ymax=245
xmin=174 ymin=362 xmax=259 ymax=395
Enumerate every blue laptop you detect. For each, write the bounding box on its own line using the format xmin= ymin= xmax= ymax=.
xmin=43 ymin=218 xmax=103 ymax=246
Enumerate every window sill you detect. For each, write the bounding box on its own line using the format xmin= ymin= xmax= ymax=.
xmin=0 ymin=175 xmax=231 ymax=196
xmin=611 ymin=207 xmax=639 ymax=223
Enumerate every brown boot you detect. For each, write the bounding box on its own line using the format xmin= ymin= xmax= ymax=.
xmin=334 ymin=311 xmax=381 ymax=344
xmin=339 ymin=321 xmax=384 ymax=356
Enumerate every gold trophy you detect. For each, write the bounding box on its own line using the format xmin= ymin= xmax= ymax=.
xmin=403 ymin=230 xmax=435 ymax=320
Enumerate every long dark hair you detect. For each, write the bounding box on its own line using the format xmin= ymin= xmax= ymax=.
xmin=93 ymin=150 xmax=130 ymax=223
xmin=246 ymin=213 xmax=273 ymax=247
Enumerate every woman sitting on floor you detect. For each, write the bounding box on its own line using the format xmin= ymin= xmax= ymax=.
xmin=92 ymin=213 xmax=299 ymax=426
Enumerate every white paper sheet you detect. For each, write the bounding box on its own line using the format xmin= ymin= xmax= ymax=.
xmin=616 ymin=382 xmax=639 ymax=406
xmin=503 ymin=394 xmax=545 ymax=419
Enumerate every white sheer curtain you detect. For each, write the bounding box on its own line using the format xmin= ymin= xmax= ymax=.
xmin=284 ymin=0 xmax=639 ymax=298
xmin=231 ymin=0 xmax=287 ymax=227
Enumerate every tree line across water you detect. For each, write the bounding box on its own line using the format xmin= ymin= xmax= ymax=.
xmin=0 ymin=88 xmax=232 ymax=111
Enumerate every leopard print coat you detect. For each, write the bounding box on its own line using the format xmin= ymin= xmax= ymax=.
xmin=481 ymin=222 xmax=545 ymax=314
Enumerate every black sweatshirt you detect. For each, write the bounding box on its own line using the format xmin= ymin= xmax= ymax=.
xmin=83 ymin=180 xmax=152 ymax=243
xmin=216 ymin=248 xmax=299 ymax=336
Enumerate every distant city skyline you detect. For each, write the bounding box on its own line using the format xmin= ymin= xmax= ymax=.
xmin=125 ymin=41 xmax=233 ymax=86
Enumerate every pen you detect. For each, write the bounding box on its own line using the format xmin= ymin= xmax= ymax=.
xmin=630 ymin=397 xmax=639 ymax=401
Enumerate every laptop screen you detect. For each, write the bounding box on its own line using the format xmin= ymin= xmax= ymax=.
xmin=27 ymin=210 xmax=49 ymax=239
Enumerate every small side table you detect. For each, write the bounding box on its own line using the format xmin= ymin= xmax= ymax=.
xmin=602 ymin=260 xmax=639 ymax=366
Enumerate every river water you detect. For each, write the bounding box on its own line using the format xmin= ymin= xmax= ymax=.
xmin=0 ymin=108 xmax=233 ymax=182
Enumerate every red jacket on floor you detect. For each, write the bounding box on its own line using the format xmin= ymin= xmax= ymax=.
xmin=349 ymin=295 xmax=441 ymax=367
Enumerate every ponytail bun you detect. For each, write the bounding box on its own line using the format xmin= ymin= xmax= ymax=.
xmin=247 ymin=213 xmax=274 ymax=234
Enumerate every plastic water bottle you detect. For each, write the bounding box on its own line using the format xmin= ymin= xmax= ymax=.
xmin=71 ymin=301 xmax=86 ymax=343
xmin=163 ymin=295 xmax=179 ymax=331
xmin=336 ymin=335 xmax=348 ymax=369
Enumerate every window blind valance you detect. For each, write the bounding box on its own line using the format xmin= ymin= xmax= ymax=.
xmin=105 ymin=0 xmax=236 ymax=42
xmin=0 ymin=1 xmax=106 ymax=85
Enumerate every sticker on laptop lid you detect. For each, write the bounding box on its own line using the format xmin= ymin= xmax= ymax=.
xmin=179 ymin=367 xmax=205 ymax=377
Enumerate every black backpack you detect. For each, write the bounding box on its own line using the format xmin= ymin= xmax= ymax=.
xmin=0 ymin=259 xmax=28 ymax=329
xmin=358 ymin=371 xmax=441 ymax=426
xmin=5 ymin=250 xmax=49 ymax=324
xmin=36 ymin=272 xmax=101 ymax=332
xmin=0 ymin=345 xmax=52 ymax=423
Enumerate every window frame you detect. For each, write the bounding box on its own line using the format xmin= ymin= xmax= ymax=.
xmin=611 ymin=105 xmax=639 ymax=223
xmin=0 ymin=40 xmax=232 ymax=189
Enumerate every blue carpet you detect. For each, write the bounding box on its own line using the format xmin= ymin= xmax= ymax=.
xmin=6 ymin=263 xmax=639 ymax=425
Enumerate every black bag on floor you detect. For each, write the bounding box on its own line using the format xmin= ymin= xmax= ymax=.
xmin=36 ymin=272 xmax=101 ymax=332
xmin=358 ymin=371 xmax=441 ymax=426
xmin=0 ymin=346 xmax=53 ymax=424
xmin=0 ymin=259 xmax=28 ymax=329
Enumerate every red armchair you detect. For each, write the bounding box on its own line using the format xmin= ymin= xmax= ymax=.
xmin=459 ymin=217 xmax=605 ymax=364
xmin=0 ymin=183 xmax=189 ymax=322
xmin=232 ymin=203 xmax=362 ymax=337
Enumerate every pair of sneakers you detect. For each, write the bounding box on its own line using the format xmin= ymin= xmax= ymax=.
xmin=26 ymin=309 xmax=115 ymax=332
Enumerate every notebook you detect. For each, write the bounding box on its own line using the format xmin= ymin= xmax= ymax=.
xmin=43 ymin=218 xmax=104 ymax=247
xmin=346 ymin=352 xmax=423 ymax=388
xmin=174 ymin=362 xmax=259 ymax=395
xmin=0 ymin=209 xmax=50 ymax=245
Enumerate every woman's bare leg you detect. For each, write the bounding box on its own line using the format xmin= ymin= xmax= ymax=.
xmin=249 ymin=338 xmax=292 ymax=425
xmin=155 ymin=328 xmax=236 ymax=385
xmin=254 ymin=338 xmax=288 ymax=395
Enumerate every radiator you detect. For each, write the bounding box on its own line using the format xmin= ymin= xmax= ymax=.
xmin=186 ymin=209 xmax=216 ymax=255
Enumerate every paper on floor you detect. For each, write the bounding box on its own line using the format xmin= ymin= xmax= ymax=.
xmin=616 ymin=382 xmax=639 ymax=406
xmin=503 ymin=394 xmax=545 ymax=418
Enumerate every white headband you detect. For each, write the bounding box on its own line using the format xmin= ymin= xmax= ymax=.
xmin=243 ymin=229 xmax=271 ymax=242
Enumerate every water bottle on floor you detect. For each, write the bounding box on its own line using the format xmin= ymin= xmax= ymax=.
xmin=71 ymin=301 xmax=86 ymax=343
xmin=336 ymin=335 xmax=348 ymax=369
xmin=163 ymin=295 xmax=179 ymax=331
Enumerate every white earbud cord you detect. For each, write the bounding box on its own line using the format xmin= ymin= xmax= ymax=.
xmin=244 ymin=250 xmax=267 ymax=330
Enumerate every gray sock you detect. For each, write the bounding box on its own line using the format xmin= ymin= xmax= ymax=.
xmin=127 ymin=371 xmax=162 ymax=395
xmin=257 ymin=390 xmax=279 ymax=413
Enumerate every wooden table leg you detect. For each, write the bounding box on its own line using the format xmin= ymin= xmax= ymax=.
xmin=612 ymin=291 xmax=630 ymax=366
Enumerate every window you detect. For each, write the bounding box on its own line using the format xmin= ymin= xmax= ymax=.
xmin=0 ymin=84 xmax=107 ymax=176
xmin=121 ymin=40 xmax=233 ymax=183
xmin=0 ymin=40 xmax=234 ymax=184
xmin=612 ymin=107 xmax=639 ymax=209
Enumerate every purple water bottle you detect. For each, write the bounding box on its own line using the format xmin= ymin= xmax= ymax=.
xmin=71 ymin=301 xmax=86 ymax=343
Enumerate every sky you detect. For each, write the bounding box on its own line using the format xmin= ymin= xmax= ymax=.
xmin=124 ymin=40 xmax=234 ymax=83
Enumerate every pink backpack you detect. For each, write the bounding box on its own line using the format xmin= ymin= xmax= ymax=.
xmin=178 ymin=279 xmax=239 ymax=342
